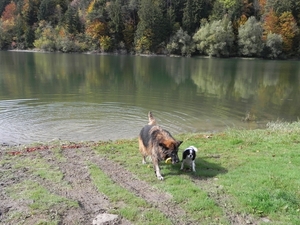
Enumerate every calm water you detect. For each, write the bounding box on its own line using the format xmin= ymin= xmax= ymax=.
xmin=1 ymin=51 xmax=300 ymax=145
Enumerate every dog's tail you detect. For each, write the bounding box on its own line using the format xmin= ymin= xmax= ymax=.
xmin=148 ymin=111 xmax=157 ymax=125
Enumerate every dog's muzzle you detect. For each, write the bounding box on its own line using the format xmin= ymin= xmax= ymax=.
xmin=171 ymin=155 xmax=180 ymax=164
xmin=187 ymin=154 xmax=193 ymax=159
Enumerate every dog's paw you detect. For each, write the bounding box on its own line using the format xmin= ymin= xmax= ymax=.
xmin=157 ymin=175 xmax=164 ymax=180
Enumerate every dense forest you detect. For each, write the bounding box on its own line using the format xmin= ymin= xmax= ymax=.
xmin=0 ymin=0 xmax=300 ymax=59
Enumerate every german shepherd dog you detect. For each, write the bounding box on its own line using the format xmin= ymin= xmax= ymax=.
xmin=139 ymin=112 xmax=182 ymax=180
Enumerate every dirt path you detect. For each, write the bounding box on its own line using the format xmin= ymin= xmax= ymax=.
xmin=1 ymin=146 xmax=129 ymax=224
xmin=39 ymin=147 xmax=120 ymax=224
xmin=63 ymin=147 xmax=191 ymax=224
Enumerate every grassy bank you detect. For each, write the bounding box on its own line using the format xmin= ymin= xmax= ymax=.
xmin=1 ymin=121 xmax=300 ymax=224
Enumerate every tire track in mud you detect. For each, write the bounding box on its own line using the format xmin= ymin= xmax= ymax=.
xmin=37 ymin=148 xmax=131 ymax=225
xmin=69 ymin=147 xmax=193 ymax=225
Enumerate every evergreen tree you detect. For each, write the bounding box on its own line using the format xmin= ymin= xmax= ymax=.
xmin=182 ymin=0 xmax=202 ymax=34
xmin=266 ymin=0 xmax=291 ymax=15
xmin=64 ymin=6 xmax=82 ymax=34
xmin=135 ymin=0 xmax=168 ymax=53
xmin=38 ymin=0 xmax=56 ymax=23
xmin=107 ymin=0 xmax=123 ymax=43
xmin=25 ymin=26 xmax=35 ymax=48
xmin=210 ymin=0 xmax=228 ymax=21
xmin=211 ymin=0 xmax=243 ymax=21
xmin=22 ymin=0 xmax=40 ymax=26
xmin=170 ymin=0 xmax=185 ymax=26
xmin=86 ymin=0 xmax=107 ymax=21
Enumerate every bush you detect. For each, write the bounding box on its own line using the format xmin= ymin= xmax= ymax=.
xmin=238 ymin=16 xmax=264 ymax=57
xmin=193 ymin=17 xmax=234 ymax=57
xmin=262 ymin=33 xmax=283 ymax=59
xmin=166 ymin=28 xmax=195 ymax=56
xmin=34 ymin=38 xmax=56 ymax=51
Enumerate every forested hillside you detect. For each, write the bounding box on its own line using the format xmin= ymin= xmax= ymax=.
xmin=1 ymin=0 xmax=300 ymax=59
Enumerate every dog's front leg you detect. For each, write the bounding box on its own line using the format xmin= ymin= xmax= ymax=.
xmin=142 ymin=156 xmax=147 ymax=164
xmin=192 ymin=161 xmax=196 ymax=172
xmin=155 ymin=165 xmax=164 ymax=180
xmin=152 ymin=159 xmax=163 ymax=180
xmin=180 ymin=161 xmax=184 ymax=170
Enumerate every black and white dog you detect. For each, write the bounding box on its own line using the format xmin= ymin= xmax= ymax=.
xmin=180 ymin=146 xmax=198 ymax=172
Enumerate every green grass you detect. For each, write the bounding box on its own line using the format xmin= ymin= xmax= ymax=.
xmin=1 ymin=148 xmax=76 ymax=225
xmin=8 ymin=180 xmax=78 ymax=211
xmin=93 ymin=121 xmax=300 ymax=224
xmin=94 ymin=140 xmax=227 ymax=224
xmin=14 ymin=156 xmax=64 ymax=183
xmin=1 ymin=121 xmax=300 ymax=224
xmin=213 ymin=127 xmax=300 ymax=224
xmin=88 ymin=163 xmax=172 ymax=225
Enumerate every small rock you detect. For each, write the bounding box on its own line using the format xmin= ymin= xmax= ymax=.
xmin=92 ymin=213 xmax=119 ymax=225
xmin=261 ymin=217 xmax=271 ymax=223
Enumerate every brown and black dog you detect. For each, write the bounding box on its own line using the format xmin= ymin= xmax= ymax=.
xmin=138 ymin=112 xmax=182 ymax=180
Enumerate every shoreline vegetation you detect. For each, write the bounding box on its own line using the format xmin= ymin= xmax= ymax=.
xmin=1 ymin=0 xmax=300 ymax=59
xmin=1 ymin=121 xmax=300 ymax=224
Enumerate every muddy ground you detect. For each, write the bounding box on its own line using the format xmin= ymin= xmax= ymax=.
xmin=0 ymin=144 xmax=259 ymax=225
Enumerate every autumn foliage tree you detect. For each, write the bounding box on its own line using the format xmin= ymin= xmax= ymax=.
xmin=263 ymin=9 xmax=298 ymax=55
xmin=0 ymin=0 xmax=10 ymax=15
xmin=262 ymin=9 xmax=279 ymax=39
xmin=0 ymin=2 xmax=17 ymax=48
xmin=278 ymin=12 xmax=298 ymax=54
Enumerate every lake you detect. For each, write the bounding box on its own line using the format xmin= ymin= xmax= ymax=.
xmin=1 ymin=51 xmax=300 ymax=145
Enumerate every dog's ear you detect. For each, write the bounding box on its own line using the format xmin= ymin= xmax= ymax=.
xmin=177 ymin=141 xmax=183 ymax=147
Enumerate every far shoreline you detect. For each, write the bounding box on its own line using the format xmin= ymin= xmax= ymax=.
xmin=5 ymin=48 xmax=300 ymax=61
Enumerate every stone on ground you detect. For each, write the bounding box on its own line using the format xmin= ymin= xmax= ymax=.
xmin=92 ymin=213 xmax=119 ymax=225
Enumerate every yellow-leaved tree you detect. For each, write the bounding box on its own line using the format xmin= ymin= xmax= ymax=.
xmin=278 ymin=12 xmax=298 ymax=53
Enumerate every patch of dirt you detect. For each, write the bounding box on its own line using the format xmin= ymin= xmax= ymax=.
xmin=0 ymin=145 xmax=189 ymax=224
xmin=0 ymin=145 xmax=131 ymax=225
xmin=38 ymin=147 xmax=116 ymax=224
xmin=0 ymin=144 xmax=262 ymax=225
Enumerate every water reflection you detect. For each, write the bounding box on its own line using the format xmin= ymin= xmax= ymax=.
xmin=0 ymin=51 xmax=300 ymax=144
